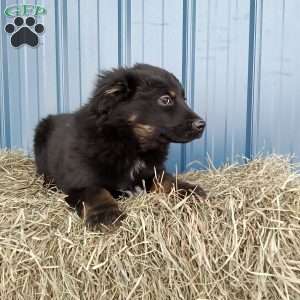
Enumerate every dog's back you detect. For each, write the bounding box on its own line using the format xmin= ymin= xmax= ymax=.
xmin=34 ymin=115 xmax=54 ymax=176
xmin=34 ymin=114 xmax=77 ymax=185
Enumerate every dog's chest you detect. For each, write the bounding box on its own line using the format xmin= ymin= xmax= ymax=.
xmin=129 ymin=159 xmax=146 ymax=180
xmin=113 ymin=159 xmax=147 ymax=191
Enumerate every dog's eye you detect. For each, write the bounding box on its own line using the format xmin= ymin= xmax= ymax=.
xmin=158 ymin=95 xmax=174 ymax=106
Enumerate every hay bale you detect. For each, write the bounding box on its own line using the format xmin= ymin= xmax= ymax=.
xmin=0 ymin=151 xmax=300 ymax=299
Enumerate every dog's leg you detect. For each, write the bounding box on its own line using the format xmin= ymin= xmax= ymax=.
xmin=149 ymin=172 xmax=206 ymax=199
xmin=73 ymin=187 xmax=124 ymax=225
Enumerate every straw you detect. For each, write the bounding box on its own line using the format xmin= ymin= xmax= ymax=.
xmin=0 ymin=151 xmax=299 ymax=299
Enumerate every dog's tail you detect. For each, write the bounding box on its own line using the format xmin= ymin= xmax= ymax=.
xmin=33 ymin=116 xmax=53 ymax=155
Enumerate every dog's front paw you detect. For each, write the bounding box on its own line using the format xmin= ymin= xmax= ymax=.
xmin=189 ymin=184 xmax=207 ymax=199
xmin=178 ymin=182 xmax=207 ymax=199
xmin=85 ymin=206 xmax=125 ymax=226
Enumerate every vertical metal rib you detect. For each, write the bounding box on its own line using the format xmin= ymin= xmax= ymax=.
xmin=181 ymin=0 xmax=188 ymax=171
xmin=55 ymin=0 xmax=62 ymax=113
xmin=245 ymin=0 xmax=257 ymax=159
xmin=118 ymin=0 xmax=122 ymax=66
xmin=78 ymin=0 xmax=82 ymax=105
xmin=118 ymin=0 xmax=131 ymax=67
xmin=255 ymin=0 xmax=264 ymax=155
xmin=1 ymin=0 xmax=11 ymax=147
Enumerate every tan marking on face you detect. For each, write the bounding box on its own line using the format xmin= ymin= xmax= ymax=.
xmin=169 ymin=90 xmax=176 ymax=98
xmin=133 ymin=123 xmax=155 ymax=138
xmin=128 ymin=114 xmax=138 ymax=123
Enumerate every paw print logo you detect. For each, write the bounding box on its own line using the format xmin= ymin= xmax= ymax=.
xmin=5 ymin=16 xmax=44 ymax=48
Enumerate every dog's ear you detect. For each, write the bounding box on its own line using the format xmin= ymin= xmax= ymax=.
xmin=92 ymin=69 xmax=139 ymax=117
xmin=102 ymin=71 xmax=139 ymax=98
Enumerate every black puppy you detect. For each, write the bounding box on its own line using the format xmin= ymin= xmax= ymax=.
xmin=34 ymin=64 xmax=206 ymax=225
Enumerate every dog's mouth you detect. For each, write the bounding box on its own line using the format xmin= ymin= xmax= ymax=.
xmin=130 ymin=121 xmax=204 ymax=150
xmin=159 ymin=127 xmax=204 ymax=143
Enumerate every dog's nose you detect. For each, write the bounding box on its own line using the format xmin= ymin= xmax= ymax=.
xmin=192 ymin=119 xmax=206 ymax=132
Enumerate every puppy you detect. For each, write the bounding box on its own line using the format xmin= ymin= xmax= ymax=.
xmin=34 ymin=64 xmax=206 ymax=225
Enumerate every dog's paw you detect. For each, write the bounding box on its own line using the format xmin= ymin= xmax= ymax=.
xmin=189 ymin=185 xmax=207 ymax=199
xmin=178 ymin=182 xmax=207 ymax=199
xmin=85 ymin=206 xmax=125 ymax=226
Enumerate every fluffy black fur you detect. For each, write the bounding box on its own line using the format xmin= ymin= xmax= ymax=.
xmin=34 ymin=64 xmax=206 ymax=225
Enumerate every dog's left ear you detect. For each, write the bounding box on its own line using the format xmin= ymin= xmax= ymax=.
xmin=102 ymin=71 xmax=139 ymax=98
xmin=91 ymin=68 xmax=140 ymax=119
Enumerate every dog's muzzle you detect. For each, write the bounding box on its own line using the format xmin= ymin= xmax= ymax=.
xmin=191 ymin=119 xmax=206 ymax=134
xmin=158 ymin=118 xmax=206 ymax=143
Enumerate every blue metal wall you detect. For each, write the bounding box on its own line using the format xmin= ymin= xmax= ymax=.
xmin=0 ymin=0 xmax=300 ymax=171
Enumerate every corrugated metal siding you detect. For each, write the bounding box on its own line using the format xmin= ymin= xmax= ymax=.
xmin=0 ymin=0 xmax=300 ymax=172
xmin=252 ymin=0 xmax=300 ymax=158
